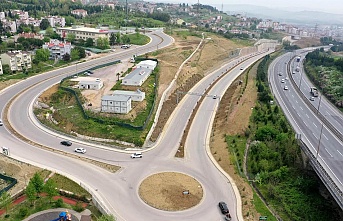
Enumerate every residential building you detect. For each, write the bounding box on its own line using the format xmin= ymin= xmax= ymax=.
xmin=11 ymin=10 xmax=29 ymax=19
xmin=42 ymin=39 xmax=72 ymax=60
xmin=136 ymin=60 xmax=157 ymax=70
xmin=44 ymin=16 xmax=66 ymax=27
xmin=121 ymin=67 xmax=152 ymax=86
xmin=56 ymin=26 xmax=110 ymax=43
xmin=112 ymin=89 xmax=145 ymax=102
xmin=78 ymin=78 xmax=103 ymax=90
xmin=0 ymin=50 xmax=32 ymax=72
xmin=0 ymin=12 xmax=5 ymax=20
xmin=14 ymin=32 xmax=44 ymax=42
xmin=71 ymin=9 xmax=88 ymax=17
xmin=0 ymin=60 xmax=3 ymax=75
xmin=101 ymin=95 xmax=132 ymax=114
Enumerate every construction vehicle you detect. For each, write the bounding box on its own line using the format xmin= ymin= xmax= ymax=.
xmin=310 ymin=87 xmax=319 ymax=97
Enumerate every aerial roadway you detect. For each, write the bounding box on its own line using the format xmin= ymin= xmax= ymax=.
xmin=269 ymin=51 xmax=343 ymax=207
xmin=1 ymin=29 xmax=274 ymax=220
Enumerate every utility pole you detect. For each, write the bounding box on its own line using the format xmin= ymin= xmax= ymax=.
xmin=315 ymin=123 xmax=324 ymax=159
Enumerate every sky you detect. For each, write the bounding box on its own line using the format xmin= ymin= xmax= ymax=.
xmin=152 ymin=0 xmax=343 ymax=14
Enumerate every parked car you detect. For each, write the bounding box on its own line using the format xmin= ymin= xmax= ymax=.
xmin=131 ymin=152 xmax=143 ymax=158
xmin=218 ymin=201 xmax=229 ymax=214
xmin=75 ymin=148 xmax=86 ymax=154
xmin=60 ymin=140 xmax=72 ymax=146
xmin=284 ymin=86 xmax=289 ymax=90
xmin=0 ymin=119 xmax=3 ymax=126
xmin=86 ymin=70 xmax=94 ymax=74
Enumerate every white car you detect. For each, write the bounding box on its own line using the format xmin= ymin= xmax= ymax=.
xmin=131 ymin=152 xmax=143 ymax=158
xmin=278 ymin=72 xmax=283 ymax=76
xmin=75 ymin=148 xmax=86 ymax=154
xmin=281 ymin=79 xmax=285 ymax=83
xmin=284 ymin=86 xmax=289 ymax=90
xmin=309 ymin=97 xmax=315 ymax=101
xmin=213 ymin=95 xmax=217 ymax=99
xmin=240 ymin=67 xmax=244 ymax=70
xmin=0 ymin=119 xmax=3 ymax=126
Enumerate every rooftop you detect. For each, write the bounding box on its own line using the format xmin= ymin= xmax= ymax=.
xmin=102 ymin=95 xmax=131 ymax=102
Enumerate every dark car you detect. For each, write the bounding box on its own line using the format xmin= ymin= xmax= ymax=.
xmin=218 ymin=201 xmax=229 ymax=214
xmin=60 ymin=141 xmax=72 ymax=146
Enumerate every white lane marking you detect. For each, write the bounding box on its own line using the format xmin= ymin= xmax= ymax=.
xmin=323 ymin=134 xmax=328 ymax=140
xmin=313 ymin=122 xmax=317 ymax=128
xmin=313 ymin=132 xmax=318 ymax=139
xmin=292 ymin=94 xmax=294 ymax=98
xmin=325 ymin=148 xmax=333 ymax=157
xmin=300 ymin=106 xmax=303 ymax=110
xmin=292 ymin=105 xmax=295 ymax=109
xmin=306 ymin=114 xmax=309 ymax=118
xmin=295 ymin=100 xmax=298 ymax=103
xmin=303 ymin=121 xmax=308 ymax=127
xmin=337 ymin=150 xmax=343 ymax=157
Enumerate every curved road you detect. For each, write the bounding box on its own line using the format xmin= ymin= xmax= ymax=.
xmin=1 ymin=30 xmax=275 ymax=220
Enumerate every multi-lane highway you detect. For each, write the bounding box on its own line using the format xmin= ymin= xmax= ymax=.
xmin=1 ymin=28 xmax=276 ymax=220
xmin=269 ymin=51 xmax=343 ymax=208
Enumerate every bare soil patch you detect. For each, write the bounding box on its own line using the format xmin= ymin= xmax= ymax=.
xmin=139 ymin=172 xmax=203 ymax=211
xmin=294 ymin=37 xmax=321 ymax=48
xmin=210 ymin=64 xmax=260 ymax=220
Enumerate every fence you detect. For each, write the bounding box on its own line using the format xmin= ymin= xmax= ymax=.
xmin=0 ymin=174 xmax=17 ymax=195
xmin=60 ymin=58 xmax=159 ymax=131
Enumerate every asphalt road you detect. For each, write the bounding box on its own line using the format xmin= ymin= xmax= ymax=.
xmin=269 ymin=52 xmax=343 ymax=195
xmin=1 ymin=30 xmax=275 ymax=220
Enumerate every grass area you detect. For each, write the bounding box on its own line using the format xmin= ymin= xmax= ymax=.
xmin=253 ymin=192 xmax=277 ymax=221
xmin=126 ymin=33 xmax=150 ymax=45
xmin=50 ymin=174 xmax=91 ymax=198
xmin=226 ymin=135 xmax=246 ymax=176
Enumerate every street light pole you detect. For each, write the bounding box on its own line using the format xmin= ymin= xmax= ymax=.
xmin=315 ymin=123 xmax=324 ymax=160
xmin=317 ymin=94 xmax=322 ymax=114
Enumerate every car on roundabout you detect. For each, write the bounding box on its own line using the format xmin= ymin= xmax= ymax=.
xmin=75 ymin=148 xmax=86 ymax=154
xmin=60 ymin=140 xmax=72 ymax=146
xmin=131 ymin=152 xmax=143 ymax=158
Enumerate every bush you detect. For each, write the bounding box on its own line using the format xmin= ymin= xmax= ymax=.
xmin=73 ymin=201 xmax=84 ymax=212
xmin=55 ymin=198 xmax=64 ymax=208
xmin=18 ymin=207 xmax=28 ymax=218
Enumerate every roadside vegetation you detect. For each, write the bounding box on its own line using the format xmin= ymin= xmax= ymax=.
xmin=303 ymin=48 xmax=343 ymax=111
xmin=0 ymin=172 xmax=108 ymax=221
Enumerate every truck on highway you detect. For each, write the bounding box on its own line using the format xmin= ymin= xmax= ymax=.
xmin=296 ymin=56 xmax=301 ymax=62
xmin=310 ymin=87 xmax=319 ymax=97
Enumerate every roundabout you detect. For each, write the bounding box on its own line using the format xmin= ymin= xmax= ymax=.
xmin=138 ymin=172 xmax=203 ymax=211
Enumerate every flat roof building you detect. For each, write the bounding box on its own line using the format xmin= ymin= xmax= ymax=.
xmin=56 ymin=26 xmax=109 ymax=44
xmin=121 ymin=67 xmax=152 ymax=86
xmin=113 ymin=89 xmax=145 ymax=101
xmin=136 ymin=60 xmax=157 ymax=70
xmin=101 ymin=95 xmax=131 ymax=114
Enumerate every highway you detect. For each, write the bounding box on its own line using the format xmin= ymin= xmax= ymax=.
xmin=269 ymin=52 xmax=343 ymax=207
xmin=1 ymin=29 xmax=275 ymax=220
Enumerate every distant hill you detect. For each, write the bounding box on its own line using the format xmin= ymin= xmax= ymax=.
xmin=213 ymin=4 xmax=343 ymax=26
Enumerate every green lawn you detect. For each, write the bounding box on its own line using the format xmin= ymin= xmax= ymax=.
xmin=126 ymin=33 xmax=150 ymax=45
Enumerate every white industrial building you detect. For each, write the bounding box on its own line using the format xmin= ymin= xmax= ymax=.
xmin=121 ymin=67 xmax=152 ymax=86
xmin=101 ymin=95 xmax=131 ymax=114
xmin=112 ymin=89 xmax=145 ymax=101
xmin=78 ymin=78 xmax=103 ymax=90
xmin=136 ymin=60 xmax=157 ymax=70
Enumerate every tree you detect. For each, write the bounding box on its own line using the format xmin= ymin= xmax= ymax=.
xmin=85 ymin=38 xmax=94 ymax=47
xmin=66 ymin=33 xmax=76 ymax=43
xmin=31 ymin=173 xmax=44 ymax=195
xmin=45 ymin=27 xmax=54 ymax=37
xmin=63 ymin=53 xmax=70 ymax=61
xmin=109 ymin=33 xmax=116 ymax=46
xmin=0 ymin=191 xmax=12 ymax=215
xmin=116 ymin=32 xmax=121 ymax=44
xmin=97 ymin=214 xmax=116 ymax=221
xmin=96 ymin=37 xmax=110 ymax=50
xmin=25 ymin=181 xmax=37 ymax=206
xmin=34 ymin=49 xmax=50 ymax=62
xmin=71 ymin=48 xmax=80 ymax=61
xmin=44 ymin=179 xmax=58 ymax=203
xmin=74 ymin=46 xmax=86 ymax=58
xmin=40 ymin=18 xmax=50 ymax=30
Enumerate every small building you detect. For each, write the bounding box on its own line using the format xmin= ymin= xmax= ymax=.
xmin=14 ymin=32 xmax=44 ymax=42
xmin=78 ymin=78 xmax=103 ymax=90
xmin=56 ymin=26 xmax=109 ymax=44
xmin=101 ymin=95 xmax=131 ymax=114
xmin=44 ymin=16 xmax=66 ymax=27
xmin=42 ymin=39 xmax=71 ymax=60
xmin=121 ymin=67 xmax=152 ymax=86
xmin=113 ymin=89 xmax=145 ymax=101
xmin=71 ymin=9 xmax=88 ymax=17
xmin=0 ymin=50 xmax=32 ymax=72
xmin=136 ymin=60 xmax=157 ymax=70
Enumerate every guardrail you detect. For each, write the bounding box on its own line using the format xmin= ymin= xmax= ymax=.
xmin=297 ymin=138 xmax=343 ymax=209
